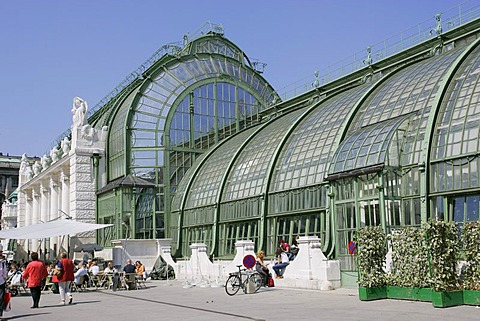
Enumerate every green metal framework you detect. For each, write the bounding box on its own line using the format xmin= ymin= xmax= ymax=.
xmin=171 ymin=18 xmax=480 ymax=266
xmin=95 ymin=29 xmax=278 ymax=245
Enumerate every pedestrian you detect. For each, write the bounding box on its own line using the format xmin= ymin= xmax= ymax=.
xmin=56 ymin=252 xmax=75 ymax=305
xmin=22 ymin=252 xmax=48 ymax=309
xmin=0 ymin=244 xmax=9 ymax=320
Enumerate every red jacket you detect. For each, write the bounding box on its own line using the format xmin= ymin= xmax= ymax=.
xmin=22 ymin=260 xmax=48 ymax=287
xmin=57 ymin=258 xmax=75 ymax=282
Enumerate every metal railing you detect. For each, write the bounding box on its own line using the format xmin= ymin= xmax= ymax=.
xmin=276 ymin=0 xmax=480 ymax=101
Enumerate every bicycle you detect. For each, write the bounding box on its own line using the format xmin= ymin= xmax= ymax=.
xmin=225 ymin=265 xmax=263 ymax=296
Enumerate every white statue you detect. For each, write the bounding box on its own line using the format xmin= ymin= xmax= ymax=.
xmin=81 ymin=124 xmax=95 ymax=144
xmin=33 ymin=160 xmax=43 ymax=176
xmin=71 ymin=97 xmax=88 ymax=129
xmin=61 ymin=137 xmax=71 ymax=155
xmin=50 ymin=146 xmax=60 ymax=162
xmin=41 ymin=154 xmax=51 ymax=170
xmin=100 ymin=126 xmax=109 ymax=141
xmin=25 ymin=165 xmax=34 ymax=180
xmin=19 ymin=153 xmax=29 ymax=174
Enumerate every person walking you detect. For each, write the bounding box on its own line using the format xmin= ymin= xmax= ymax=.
xmin=56 ymin=252 xmax=75 ymax=305
xmin=0 ymin=244 xmax=9 ymax=320
xmin=22 ymin=252 xmax=48 ymax=309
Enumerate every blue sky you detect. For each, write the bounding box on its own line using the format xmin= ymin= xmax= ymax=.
xmin=0 ymin=0 xmax=471 ymax=157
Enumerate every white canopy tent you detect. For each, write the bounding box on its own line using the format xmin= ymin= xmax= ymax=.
xmin=0 ymin=219 xmax=113 ymax=240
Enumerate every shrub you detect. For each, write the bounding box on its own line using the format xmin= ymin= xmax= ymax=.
xmin=388 ymin=226 xmax=430 ymax=288
xmin=357 ymin=226 xmax=387 ymax=288
xmin=462 ymin=221 xmax=480 ymax=291
xmin=425 ymin=220 xmax=460 ymax=292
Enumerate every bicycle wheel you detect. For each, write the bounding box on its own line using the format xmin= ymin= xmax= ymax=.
xmin=249 ymin=273 xmax=263 ymax=292
xmin=225 ymin=275 xmax=241 ymax=296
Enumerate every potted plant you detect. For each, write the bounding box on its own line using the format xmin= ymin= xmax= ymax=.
xmin=356 ymin=226 xmax=387 ymax=301
xmin=387 ymin=226 xmax=432 ymax=301
xmin=425 ymin=220 xmax=463 ymax=308
xmin=462 ymin=221 xmax=480 ymax=306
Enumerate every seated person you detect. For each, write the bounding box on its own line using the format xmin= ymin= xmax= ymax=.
xmin=255 ymin=250 xmax=272 ymax=286
xmin=103 ymin=261 xmax=120 ymax=290
xmin=123 ymin=259 xmax=136 ymax=274
xmin=135 ymin=261 xmax=145 ymax=279
xmin=74 ymin=262 xmax=88 ymax=285
xmin=272 ymin=248 xmax=290 ymax=279
xmin=279 ymin=239 xmax=294 ymax=260
xmin=104 ymin=261 xmax=118 ymax=274
xmin=88 ymin=261 xmax=100 ymax=276
xmin=8 ymin=264 xmax=18 ymax=277
xmin=290 ymin=235 xmax=300 ymax=259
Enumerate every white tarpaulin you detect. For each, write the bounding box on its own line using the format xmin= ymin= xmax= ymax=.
xmin=0 ymin=219 xmax=113 ymax=239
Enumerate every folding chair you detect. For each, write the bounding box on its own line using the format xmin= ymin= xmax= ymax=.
xmin=71 ymin=275 xmax=87 ymax=292
xmin=121 ymin=273 xmax=137 ymax=290
xmin=42 ymin=275 xmax=54 ymax=292
xmin=136 ymin=272 xmax=147 ymax=289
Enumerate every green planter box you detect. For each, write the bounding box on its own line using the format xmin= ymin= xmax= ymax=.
xmin=431 ymin=290 xmax=463 ymax=308
xmin=417 ymin=288 xmax=433 ymax=302
xmin=463 ymin=290 xmax=480 ymax=306
xmin=358 ymin=286 xmax=387 ymax=301
xmin=386 ymin=286 xmax=432 ymax=302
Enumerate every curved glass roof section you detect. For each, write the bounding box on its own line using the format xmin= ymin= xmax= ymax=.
xmin=432 ymin=45 xmax=480 ymax=160
xmin=184 ymin=126 xmax=259 ymax=209
xmin=270 ymin=84 xmax=371 ymax=192
xmin=223 ymin=108 xmax=307 ymax=201
xmin=108 ymin=88 xmax=139 ymax=180
xmin=329 ymin=116 xmax=410 ymax=174
xmin=193 ymin=37 xmax=242 ymax=61
xmin=131 ymin=55 xmax=276 ymax=149
xmin=350 ymin=46 xmax=465 ymax=167
xmin=171 ymin=151 xmax=209 ymax=211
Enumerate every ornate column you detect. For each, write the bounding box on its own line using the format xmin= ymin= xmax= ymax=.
xmin=25 ymin=192 xmax=33 ymax=253
xmin=40 ymin=183 xmax=50 ymax=260
xmin=59 ymin=171 xmax=70 ymax=252
xmin=31 ymin=188 xmax=40 ymax=252
xmin=40 ymin=183 xmax=49 ymax=224
xmin=50 ymin=178 xmax=59 ymax=259
xmin=60 ymin=171 xmax=70 ymax=216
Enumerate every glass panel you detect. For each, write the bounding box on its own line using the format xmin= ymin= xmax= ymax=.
xmin=224 ymin=109 xmax=305 ymax=200
xmin=272 ymin=84 xmax=371 ymax=191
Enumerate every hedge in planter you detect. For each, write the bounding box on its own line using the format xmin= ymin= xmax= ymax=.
xmin=425 ymin=220 xmax=463 ymax=308
xmin=357 ymin=226 xmax=387 ymax=301
xmin=462 ymin=222 xmax=480 ymax=306
xmin=387 ymin=227 xmax=431 ymax=301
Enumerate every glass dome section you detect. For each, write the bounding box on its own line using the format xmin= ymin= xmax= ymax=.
xmin=223 ymin=108 xmax=307 ymax=201
xmin=350 ymin=47 xmax=465 ymax=167
xmin=270 ymin=84 xmax=371 ymax=192
xmin=329 ymin=116 xmax=410 ymax=174
xmin=431 ymin=45 xmax=480 ymax=193
xmin=432 ymin=45 xmax=480 ymax=160
xmin=109 ymin=89 xmax=139 ymax=180
xmin=184 ymin=126 xmax=259 ymax=208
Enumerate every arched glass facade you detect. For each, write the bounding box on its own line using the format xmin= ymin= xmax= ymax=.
xmin=170 ymin=20 xmax=480 ymax=277
xmin=89 ymin=19 xmax=480 ymax=285
xmin=94 ymin=31 xmax=278 ymax=243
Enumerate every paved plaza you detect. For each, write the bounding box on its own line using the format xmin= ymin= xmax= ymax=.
xmin=2 ymin=280 xmax=479 ymax=321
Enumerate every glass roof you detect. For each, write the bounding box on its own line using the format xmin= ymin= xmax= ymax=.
xmin=171 ymin=151 xmax=209 ymax=211
xmin=223 ymin=108 xmax=307 ymax=201
xmin=270 ymin=85 xmax=371 ymax=192
xmin=184 ymin=126 xmax=259 ymax=209
xmin=329 ymin=116 xmax=410 ymax=174
xmin=108 ymin=89 xmax=139 ymax=180
xmin=350 ymin=46 xmax=465 ymax=167
xmin=131 ymin=56 xmax=276 ymax=149
xmin=432 ymin=45 xmax=480 ymax=160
